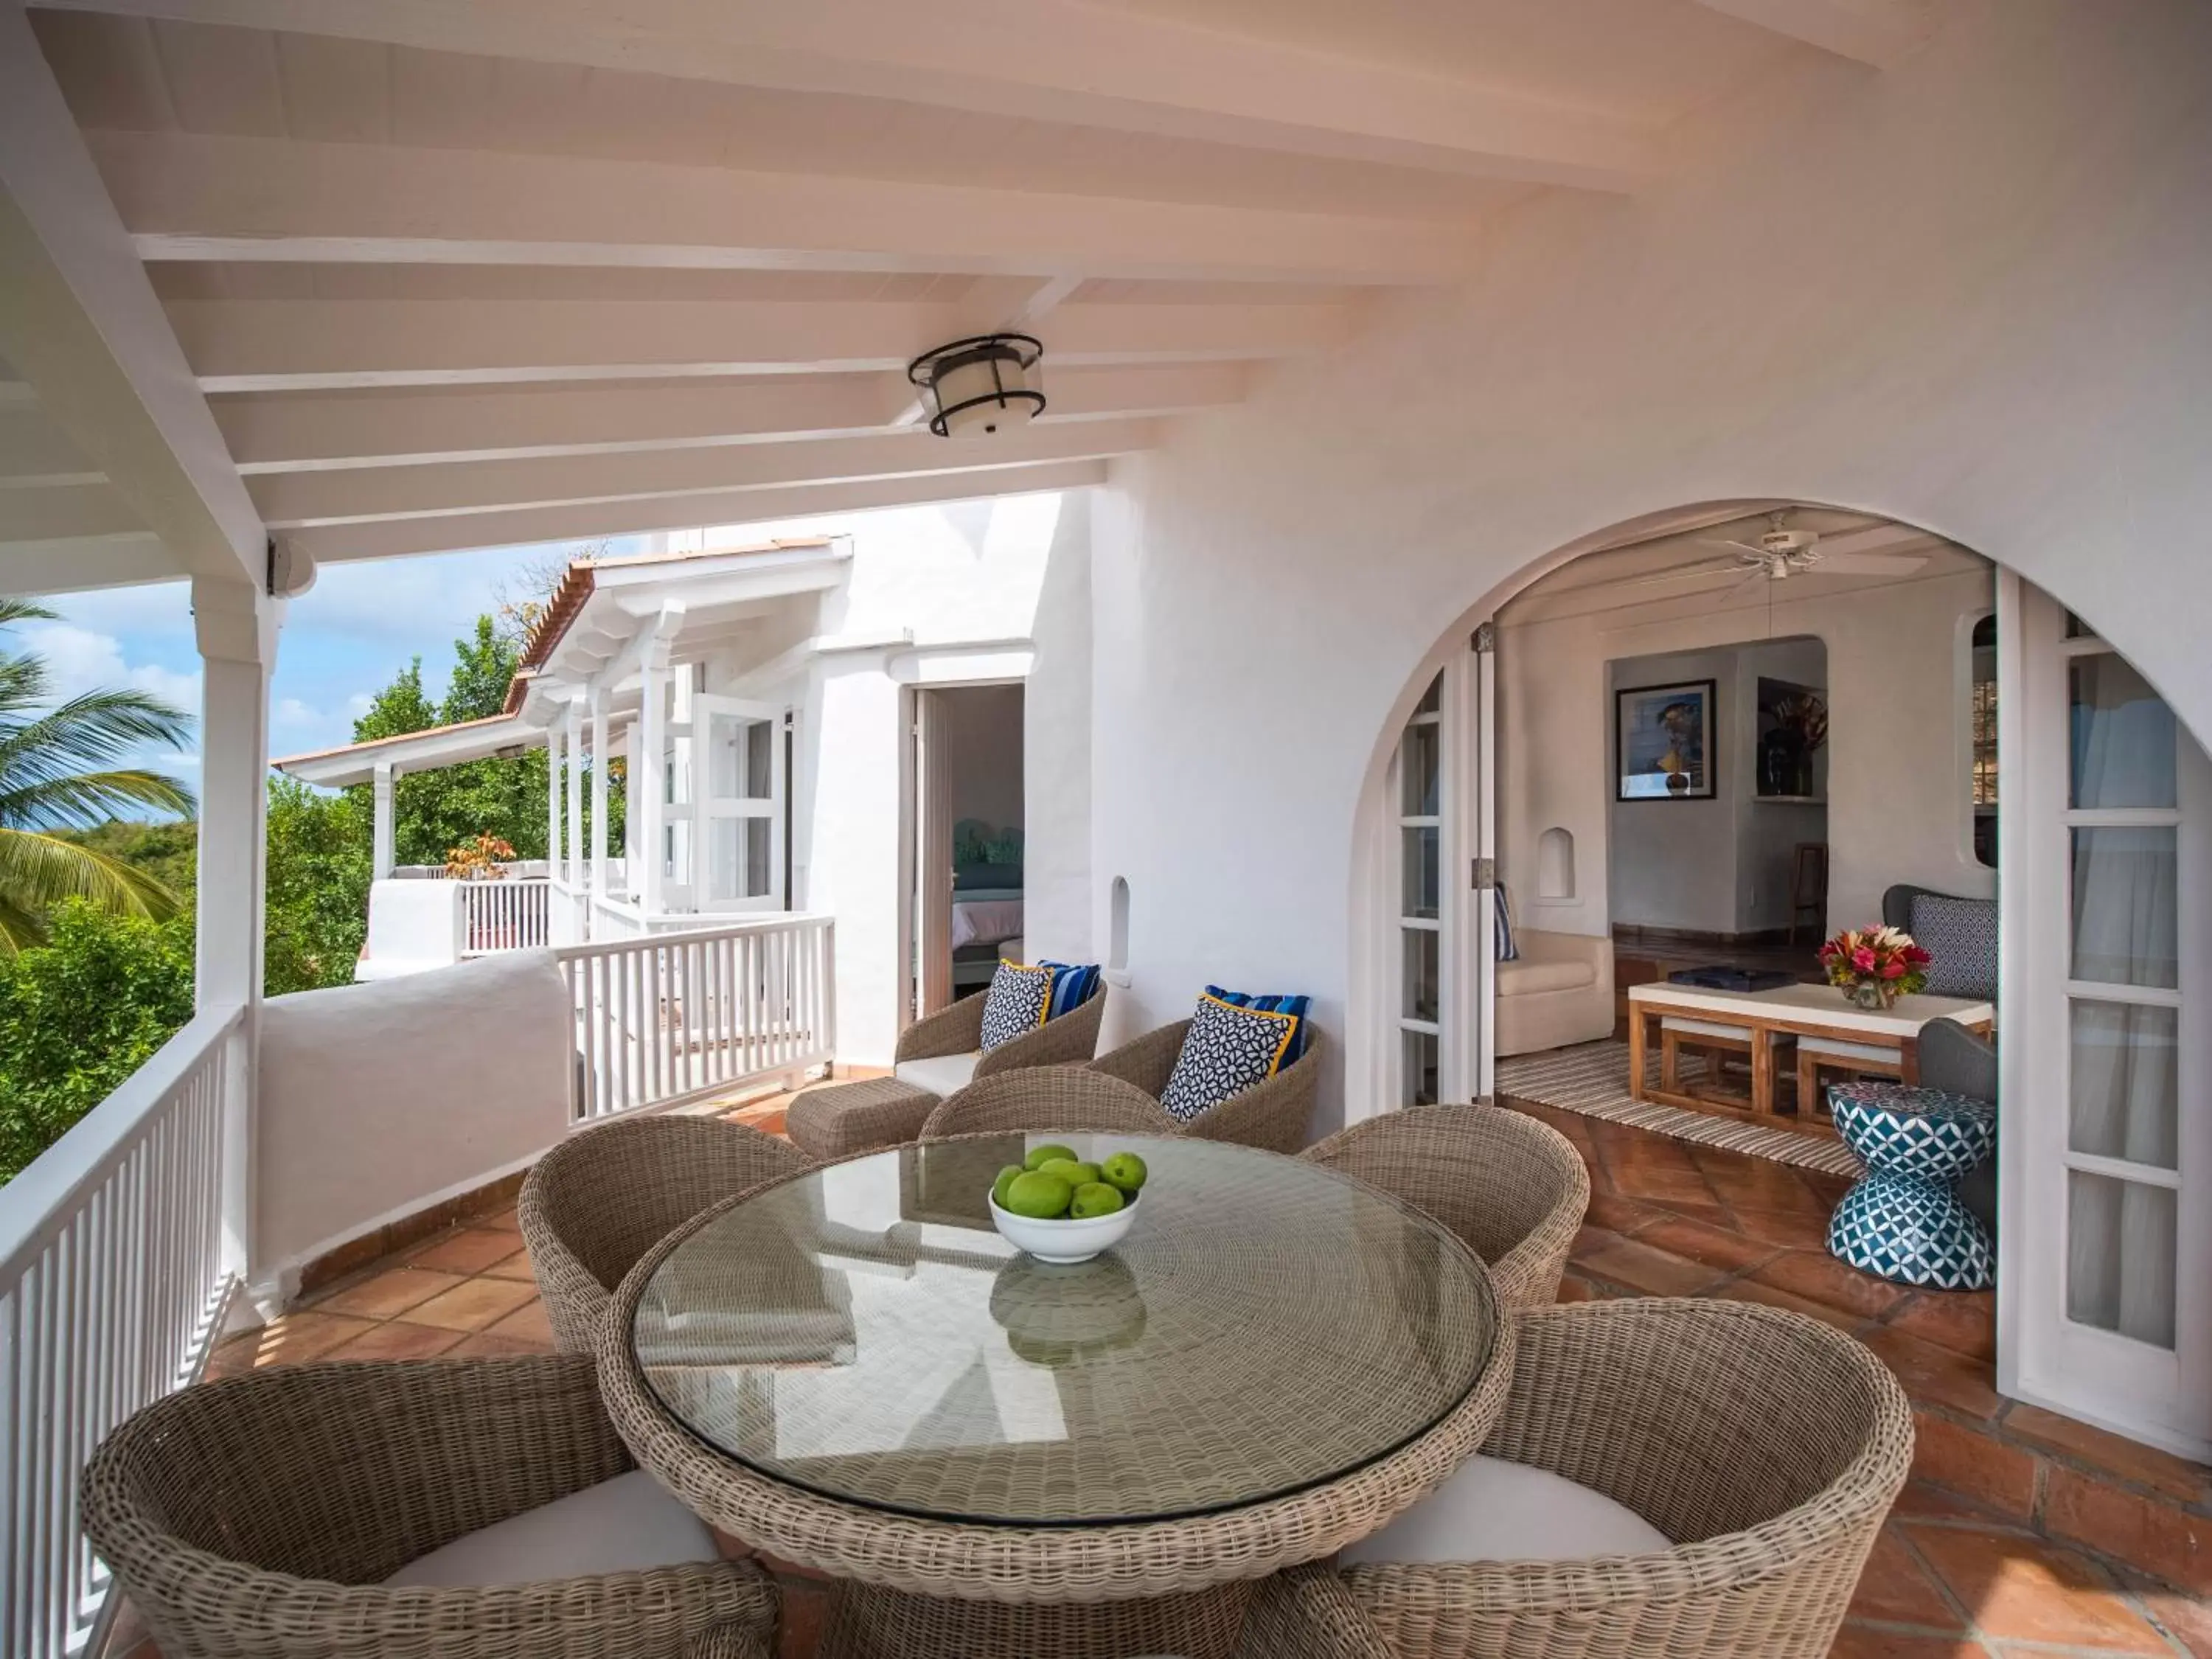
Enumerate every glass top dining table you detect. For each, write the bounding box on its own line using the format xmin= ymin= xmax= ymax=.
xmin=631 ymin=1131 xmax=1498 ymax=1528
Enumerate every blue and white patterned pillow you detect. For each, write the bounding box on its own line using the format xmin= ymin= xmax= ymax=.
xmin=1040 ymin=961 xmax=1102 ymax=1020
xmin=1910 ymin=894 xmax=1998 ymax=1001
xmin=1204 ymin=985 xmax=1311 ymax=1066
xmin=979 ymin=961 xmax=1054 ymax=1051
xmin=1161 ymin=993 xmax=1301 ymax=1121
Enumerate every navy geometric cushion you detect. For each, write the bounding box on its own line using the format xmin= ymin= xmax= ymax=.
xmin=1910 ymin=892 xmax=1998 ymax=1001
xmin=978 ymin=961 xmax=1054 ymax=1051
xmin=1495 ymin=883 xmax=1520 ymax=963
xmin=1161 ymin=994 xmax=1302 ymax=1120
xmin=1203 ymin=985 xmax=1311 ymax=1066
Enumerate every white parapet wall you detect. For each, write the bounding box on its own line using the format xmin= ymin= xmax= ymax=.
xmin=357 ymin=876 xmax=465 ymax=980
xmin=252 ymin=950 xmax=575 ymax=1308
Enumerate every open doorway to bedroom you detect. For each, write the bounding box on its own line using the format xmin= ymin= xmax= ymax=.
xmin=911 ymin=683 xmax=1026 ymax=1016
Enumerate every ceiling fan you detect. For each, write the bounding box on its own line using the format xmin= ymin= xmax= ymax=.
xmin=1619 ymin=511 xmax=1931 ymax=594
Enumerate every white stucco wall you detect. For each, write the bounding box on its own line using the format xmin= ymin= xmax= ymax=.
xmin=1088 ymin=0 xmax=2212 ymax=1128
xmin=1511 ymin=569 xmax=1992 ymax=942
xmin=689 ymin=491 xmax=1075 ymax=1064
xmin=1022 ymin=494 xmax=1095 ymax=966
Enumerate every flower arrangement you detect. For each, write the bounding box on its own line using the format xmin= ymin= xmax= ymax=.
xmin=1817 ymin=924 xmax=1931 ymax=1010
xmin=445 ymin=834 xmax=517 ymax=880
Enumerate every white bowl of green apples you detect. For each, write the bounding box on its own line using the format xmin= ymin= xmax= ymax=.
xmin=987 ymin=1141 xmax=1148 ymax=1264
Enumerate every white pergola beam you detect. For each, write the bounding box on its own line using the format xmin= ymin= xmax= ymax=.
xmin=170 ymin=299 xmax=1346 ymax=392
xmin=0 ymin=530 xmax=173 ymax=596
xmin=252 ymin=418 xmax=1157 ymax=527
xmin=285 ymin=458 xmax=1110 ymax=563
xmin=1688 ymin=0 xmax=1936 ymax=68
xmin=98 ymin=133 xmax=1485 ymax=288
xmin=217 ymin=364 xmax=1245 ymax=473
xmin=0 ymin=480 xmax=145 ymax=543
xmin=37 ymin=0 xmax=1657 ymax=192
xmin=0 ymin=1 xmax=262 ymax=588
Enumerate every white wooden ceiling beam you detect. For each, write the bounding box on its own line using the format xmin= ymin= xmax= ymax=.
xmin=0 ymin=1 xmax=261 ymax=588
xmin=35 ymin=0 xmax=1658 ymax=192
xmin=217 ymin=364 xmax=1244 ymax=473
xmin=0 ymin=530 xmax=173 ymax=596
xmin=97 ymin=133 xmax=1484 ymax=288
xmin=1688 ymin=0 xmax=1937 ymax=68
xmin=251 ymin=418 xmax=1158 ymax=527
xmin=286 ymin=458 xmax=1110 ymax=563
xmin=170 ymin=298 xmax=1345 ymax=392
xmin=0 ymin=479 xmax=146 ymax=543
xmin=0 ymin=408 xmax=102 ymax=485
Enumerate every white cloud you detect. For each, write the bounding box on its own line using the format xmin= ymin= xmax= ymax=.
xmin=18 ymin=622 xmax=203 ymax=715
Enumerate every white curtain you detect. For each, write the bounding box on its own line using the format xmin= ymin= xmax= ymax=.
xmin=2065 ymin=656 xmax=2180 ymax=1349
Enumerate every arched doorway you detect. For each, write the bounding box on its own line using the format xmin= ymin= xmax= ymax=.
xmin=1356 ymin=501 xmax=2211 ymax=1461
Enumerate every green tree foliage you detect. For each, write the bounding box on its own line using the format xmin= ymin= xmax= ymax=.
xmin=0 ymin=599 xmax=195 ymax=953
xmin=53 ymin=818 xmax=198 ymax=901
xmin=264 ymin=778 xmax=372 ymax=996
xmin=350 ymin=614 xmax=619 ymax=867
xmin=0 ymin=900 xmax=195 ymax=1182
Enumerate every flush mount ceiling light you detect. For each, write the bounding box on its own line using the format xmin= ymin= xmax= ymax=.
xmin=906 ymin=333 xmax=1046 ymax=439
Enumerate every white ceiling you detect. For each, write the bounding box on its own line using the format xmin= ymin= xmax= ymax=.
xmin=0 ymin=0 xmax=1951 ymax=593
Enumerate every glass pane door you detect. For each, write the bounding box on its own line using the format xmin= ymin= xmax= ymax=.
xmin=1395 ymin=674 xmax=1444 ymax=1105
xmin=2008 ymin=574 xmax=2211 ymax=1459
xmin=694 ymin=695 xmax=786 ymax=911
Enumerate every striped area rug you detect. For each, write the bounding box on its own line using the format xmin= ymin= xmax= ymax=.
xmin=1498 ymin=1040 xmax=1861 ymax=1178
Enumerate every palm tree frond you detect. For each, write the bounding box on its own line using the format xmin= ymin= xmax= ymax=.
xmin=0 ymin=894 xmax=45 ymax=956
xmin=0 ymin=829 xmax=181 ymax=922
xmin=0 ymin=770 xmax=195 ymax=831
xmin=0 ymin=687 xmax=194 ymax=790
xmin=0 ymin=599 xmax=61 ymax=631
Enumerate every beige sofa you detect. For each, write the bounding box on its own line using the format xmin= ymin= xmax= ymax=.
xmin=1497 ymin=929 xmax=1615 ymax=1057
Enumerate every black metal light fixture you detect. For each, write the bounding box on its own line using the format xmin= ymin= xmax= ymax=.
xmin=906 ymin=333 xmax=1046 ymax=439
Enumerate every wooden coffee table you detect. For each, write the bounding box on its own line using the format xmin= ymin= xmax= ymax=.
xmin=1626 ymin=982 xmax=1996 ymax=1135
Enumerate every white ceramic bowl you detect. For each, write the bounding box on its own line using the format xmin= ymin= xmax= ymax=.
xmin=987 ymin=1190 xmax=1141 ymax=1264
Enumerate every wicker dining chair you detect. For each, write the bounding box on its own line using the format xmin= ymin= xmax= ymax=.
xmin=1300 ymin=1103 xmax=1587 ymax=1310
xmin=918 ymin=1065 xmax=1178 ymax=1139
xmin=81 ymin=1355 xmax=779 ymax=1659
xmin=521 ymin=1114 xmax=814 ymax=1354
xmin=1242 ymin=1298 xmax=1913 ymax=1659
xmin=1088 ymin=1020 xmax=1324 ymax=1155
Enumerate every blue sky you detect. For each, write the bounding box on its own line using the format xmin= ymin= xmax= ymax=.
xmin=19 ymin=535 xmax=648 ymax=804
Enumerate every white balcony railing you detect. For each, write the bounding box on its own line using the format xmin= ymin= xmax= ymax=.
xmin=557 ymin=914 xmax=835 ymax=1121
xmin=457 ymin=876 xmax=552 ymax=956
xmin=0 ymin=1005 xmax=246 ymax=1658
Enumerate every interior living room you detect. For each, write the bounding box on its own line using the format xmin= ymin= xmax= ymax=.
xmin=1486 ymin=507 xmax=2000 ymax=1126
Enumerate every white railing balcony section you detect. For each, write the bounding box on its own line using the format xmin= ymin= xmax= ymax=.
xmin=558 ymin=914 xmax=835 ymax=1121
xmin=0 ymin=1006 xmax=246 ymax=1659
xmin=458 ymin=877 xmax=552 ymax=956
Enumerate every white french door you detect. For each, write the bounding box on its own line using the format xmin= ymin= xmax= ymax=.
xmin=1386 ymin=625 xmax=1498 ymax=1108
xmin=691 ymin=694 xmax=787 ymax=913
xmin=2004 ymin=574 xmax=2212 ymax=1458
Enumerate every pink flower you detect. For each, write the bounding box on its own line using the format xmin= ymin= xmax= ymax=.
xmin=1851 ymin=947 xmax=1877 ymax=973
xmin=1904 ymin=945 xmax=1932 ymax=965
xmin=1881 ymin=959 xmax=1907 ymax=980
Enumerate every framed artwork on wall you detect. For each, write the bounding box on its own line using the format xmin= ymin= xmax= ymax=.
xmin=1615 ymin=678 xmax=1717 ymax=801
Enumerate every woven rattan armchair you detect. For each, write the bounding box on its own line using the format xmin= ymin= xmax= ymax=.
xmin=1249 ymin=1298 xmax=1913 ymax=1659
xmin=1088 ymin=1020 xmax=1324 ymax=1155
xmin=81 ymin=1355 xmax=779 ymax=1659
xmin=1301 ymin=1104 xmax=1587 ymax=1310
xmin=521 ymin=1115 xmax=814 ymax=1353
xmin=918 ymin=1065 xmax=1178 ymax=1139
xmin=895 ymin=978 xmax=1107 ymax=1077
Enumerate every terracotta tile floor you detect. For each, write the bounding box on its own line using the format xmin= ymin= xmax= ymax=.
xmin=167 ymin=1086 xmax=2211 ymax=1658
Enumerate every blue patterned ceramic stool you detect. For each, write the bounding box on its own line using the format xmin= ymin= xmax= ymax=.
xmin=1827 ymin=1082 xmax=1996 ymax=1290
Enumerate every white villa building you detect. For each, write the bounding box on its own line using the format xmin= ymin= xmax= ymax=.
xmin=1 ymin=0 xmax=2210 ymax=1650
xmin=272 ymin=498 xmax=1091 ymax=1068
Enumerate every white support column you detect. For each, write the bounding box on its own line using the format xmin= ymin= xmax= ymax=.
xmin=639 ymin=659 xmax=667 ymax=917
xmin=546 ymin=717 xmax=564 ymax=874
xmin=192 ymin=576 xmax=279 ymax=1295
xmin=371 ymin=761 xmax=395 ymax=880
xmin=589 ymin=686 xmax=610 ymax=902
xmin=564 ymin=698 xmax=585 ymax=897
